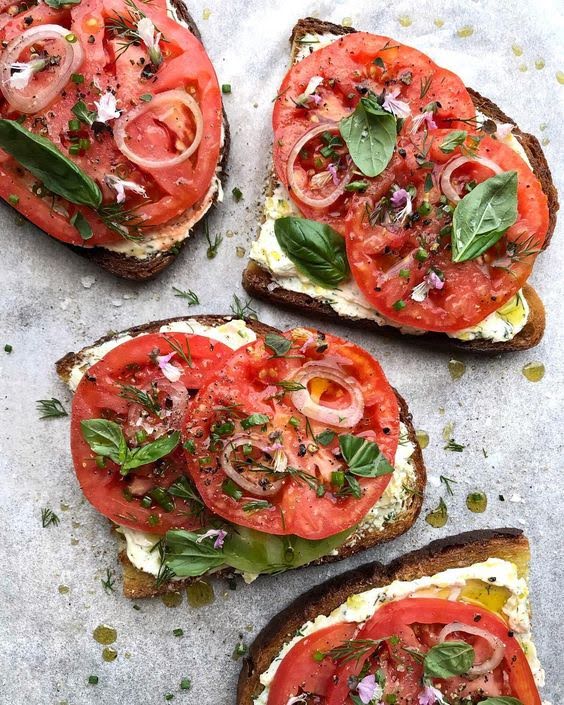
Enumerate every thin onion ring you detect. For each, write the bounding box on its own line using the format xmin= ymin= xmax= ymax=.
xmin=221 ymin=434 xmax=286 ymax=497
xmin=113 ymin=89 xmax=203 ymax=170
xmin=287 ymin=123 xmax=352 ymax=208
xmin=438 ymin=621 xmax=505 ymax=676
xmin=0 ymin=25 xmax=84 ymax=114
xmin=288 ymin=361 xmax=364 ymax=428
xmin=440 ymin=155 xmax=504 ymax=203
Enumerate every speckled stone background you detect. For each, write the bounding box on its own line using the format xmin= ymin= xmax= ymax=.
xmin=0 ymin=0 xmax=562 ymax=703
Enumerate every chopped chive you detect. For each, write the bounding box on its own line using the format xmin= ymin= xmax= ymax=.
xmin=150 ymin=488 xmax=174 ymax=512
xmin=414 ymin=248 xmax=429 ymax=262
xmin=71 ymin=73 xmax=84 ymax=84
xmin=68 ymin=144 xmax=81 ymax=155
xmin=313 ymin=650 xmax=325 ymax=662
xmin=331 ymin=470 xmax=345 ymax=488
xmin=288 ymin=416 xmax=300 ymax=428
xmin=147 ymin=514 xmax=159 ymax=526
xmin=345 ymin=180 xmax=369 ymax=192
xmin=164 ymin=695 xmax=174 ymax=702
xmin=95 ymin=455 xmax=106 ymax=468
xmin=392 ymin=300 xmax=406 ymax=311
xmin=8 ymin=194 xmax=19 ymax=205
xmin=222 ymin=479 xmax=243 ymax=501
xmin=172 ymin=628 xmax=184 ymax=637
xmin=231 ymin=186 xmax=243 ymax=202
xmin=418 ymin=201 xmax=431 ymax=216
xmin=88 ymin=675 xmax=98 ymax=685
xmin=180 ymin=678 xmax=192 ymax=690
xmin=140 ymin=496 xmax=152 ymax=509
xmin=68 ymin=118 xmax=81 ymax=132
xmin=399 ymin=268 xmax=410 ymax=279
xmin=183 ymin=439 xmax=196 ymax=453
xmin=221 ymin=83 xmax=232 ymax=94
xmin=140 ymin=93 xmax=153 ymax=102
xmin=4 ymin=344 xmax=12 ymax=353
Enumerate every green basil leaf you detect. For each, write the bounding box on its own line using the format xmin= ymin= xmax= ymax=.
xmin=274 ymin=216 xmax=349 ymax=288
xmin=122 ymin=431 xmax=180 ymax=472
xmin=165 ymin=530 xmax=226 ymax=577
xmin=0 ymin=120 xmax=102 ymax=208
xmin=240 ymin=413 xmax=270 ymax=430
xmin=439 ymin=129 xmax=467 ymax=153
xmin=480 ymin=699 xmax=524 ymax=705
xmin=80 ymin=419 xmax=127 ymax=465
xmin=339 ymin=96 xmax=396 ymax=177
xmin=70 ymin=211 xmax=93 ymax=240
xmin=45 ymin=0 xmax=81 ymax=7
xmin=316 ymin=430 xmax=336 ymax=446
xmin=339 ymin=434 xmax=395 ymax=477
xmin=423 ymin=641 xmax=475 ymax=678
xmin=71 ymin=100 xmax=96 ymax=126
xmin=264 ymin=332 xmax=292 ymax=358
xmin=451 ymin=171 xmax=518 ymax=263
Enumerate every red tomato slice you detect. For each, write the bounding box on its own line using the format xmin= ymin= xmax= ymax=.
xmin=326 ymin=598 xmax=541 ymax=705
xmin=267 ymin=623 xmax=357 ymax=705
xmin=345 ymin=130 xmax=550 ymax=332
xmin=71 ymin=332 xmax=233 ymax=534
xmin=0 ymin=0 xmax=222 ymax=246
xmin=272 ymin=33 xmax=476 ymax=234
xmin=184 ymin=328 xmax=400 ymax=540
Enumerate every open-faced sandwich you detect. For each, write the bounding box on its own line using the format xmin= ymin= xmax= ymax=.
xmin=244 ymin=18 xmax=559 ymax=352
xmin=56 ymin=315 xmax=426 ymax=598
xmin=0 ymin=0 xmax=226 ymax=279
xmin=239 ymin=528 xmax=548 ymax=705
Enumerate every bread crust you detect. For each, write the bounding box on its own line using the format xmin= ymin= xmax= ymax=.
xmin=237 ymin=528 xmax=530 ymax=704
xmin=56 ymin=315 xmax=426 ymax=598
xmin=2 ymin=0 xmax=229 ymax=281
xmin=243 ymin=16 xmax=557 ymax=353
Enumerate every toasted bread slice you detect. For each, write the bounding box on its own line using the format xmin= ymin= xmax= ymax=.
xmin=56 ymin=315 xmax=426 ymax=599
xmin=238 ymin=528 xmax=531 ymax=704
xmin=4 ymin=0 xmax=228 ymax=282
xmin=243 ymin=17 xmax=558 ymax=353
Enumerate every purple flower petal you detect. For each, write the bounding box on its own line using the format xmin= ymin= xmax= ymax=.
xmin=390 ymin=188 xmax=409 ymax=208
xmin=357 ymin=674 xmax=378 ymax=704
xmin=327 ymin=163 xmax=339 ymax=186
xmin=196 ymin=529 xmax=227 ymax=549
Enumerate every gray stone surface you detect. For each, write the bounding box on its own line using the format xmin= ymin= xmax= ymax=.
xmin=0 ymin=0 xmax=562 ymax=703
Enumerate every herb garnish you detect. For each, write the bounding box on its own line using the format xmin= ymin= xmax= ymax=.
xmin=339 ymin=434 xmax=394 ymax=477
xmin=41 ymin=507 xmax=60 ymax=527
xmin=119 ymin=384 xmax=161 ymax=416
xmin=173 ymin=287 xmax=199 ymax=305
xmin=422 ymin=641 xmax=475 ymax=678
xmin=101 ymin=568 xmax=116 ymax=593
xmin=37 ymin=398 xmax=68 ymax=419
xmin=440 ymin=475 xmax=458 ymax=495
xmin=230 ymin=294 xmax=257 ymax=320
xmin=439 ymin=130 xmax=468 ymax=154
xmin=264 ymin=332 xmax=292 ymax=358
xmin=163 ymin=334 xmax=193 ymax=368
xmin=419 ymin=75 xmax=433 ymax=98
xmin=205 ymin=221 xmax=222 ymax=258
xmin=240 ymin=413 xmax=269 ymax=430
xmin=444 ymin=439 xmax=465 ymax=452
xmin=325 ymin=638 xmax=382 ymax=664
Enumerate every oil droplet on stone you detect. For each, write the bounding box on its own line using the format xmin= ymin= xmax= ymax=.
xmin=466 ymin=491 xmax=488 ymax=513
xmin=93 ymin=624 xmax=117 ymax=645
xmin=60 ymin=502 xmax=70 ymax=512
xmin=186 ymin=580 xmax=215 ymax=608
xmin=434 ymin=18 xmax=444 ymax=28
xmin=522 ymin=361 xmax=545 ymax=382
xmin=457 ymin=26 xmax=474 ymax=38
xmin=535 ymin=58 xmax=545 ymax=70
xmin=236 ymin=246 xmax=245 ymax=258
xmin=161 ymin=591 xmax=183 ymax=608
xmin=70 ymin=538 xmax=79 ymax=546
xmin=58 ymin=585 xmax=70 ymax=594
xmin=102 ymin=647 xmax=118 ymax=662
xmin=202 ymin=7 xmax=211 ymax=20
xmin=448 ymin=359 xmax=466 ymax=380
xmin=342 ymin=17 xmax=352 ymax=27
xmin=415 ymin=430 xmax=429 ymax=449
xmin=72 ymin=521 xmax=81 ymax=529
xmin=398 ymin=15 xmax=412 ymax=27
xmin=425 ymin=498 xmax=448 ymax=528
xmin=541 ymin=137 xmax=550 ymax=146
xmin=519 ymin=63 xmax=528 ymax=73
xmin=539 ymin=122 xmax=547 ymax=131
xmin=442 ymin=421 xmax=454 ymax=442
xmin=512 ymin=44 xmax=523 ymax=56
xmin=556 ymin=71 xmax=564 ymax=85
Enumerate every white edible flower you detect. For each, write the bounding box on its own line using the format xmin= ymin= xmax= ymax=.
xmin=137 ymin=16 xmax=162 ymax=66
xmin=156 ymin=352 xmax=181 ymax=382
xmin=295 ymin=75 xmax=324 ymax=106
xmin=8 ymin=60 xmax=46 ymax=90
xmin=104 ymin=174 xmax=147 ymax=204
xmin=94 ymin=91 xmax=121 ymax=123
xmin=382 ymin=87 xmax=411 ymax=118
xmin=495 ymin=122 xmax=515 ymax=139
xmin=411 ymin=270 xmax=445 ymax=302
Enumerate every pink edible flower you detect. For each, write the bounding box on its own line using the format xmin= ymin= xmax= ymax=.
xmin=196 ymin=529 xmax=227 ymax=549
xmin=357 ymin=674 xmax=381 ymax=704
xmin=156 ymin=352 xmax=181 ymax=382
xmin=411 ymin=110 xmax=437 ymax=133
xmin=425 ymin=270 xmax=444 ymax=290
xmin=390 ymin=188 xmax=413 ymax=222
xmin=104 ymin=174 xmax=147 ymax=204
xmin=418 ymin=684 xmax=447 ymax=705
xmin=382 ymin=87 xmax=411 ymax=118
xmin=285 ymin=697 xmax=307 ymax=705
xmin=327 ymin=163 xmax=339 ymax=186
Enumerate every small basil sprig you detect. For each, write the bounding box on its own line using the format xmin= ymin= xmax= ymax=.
xmin=0 ymin=120 xmax=102 ymax=209
xmin=165 ymin=530 xmax=226 ymax=577
xmin=451 ymin=171 xmax=518 ymax=263
xmin=339 ymin=434 xmax=394 ymax=477
xmin=80 ymin=419 xmax=180 ymax=475
xmin=423 ymin=641 xmax=475 ymax=678
xmin=274 ymin=216 xmax=349 ymax=288
xmin=339 ymin=96 xmax=396 ymax=177
xmin=439 ymin=129 xmax=468 ymax=153
xmin=480 ymin=699 xmax=524 ymax=705
xmin=264 ymin=332 xmax=292 ymax=358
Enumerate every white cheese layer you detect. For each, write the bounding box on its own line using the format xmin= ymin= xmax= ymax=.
xmin=120 ymin=422 xmax=417 ymax=576
xmin=254 ymin=557 xmax=545 ymax=705
xmin=252 ymin=31 xmax=532 ymax=343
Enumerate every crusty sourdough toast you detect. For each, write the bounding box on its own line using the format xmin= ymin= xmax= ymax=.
xmin=243 ymin=18 xmax=559 ymax=353
xmin=237 ymin=528 xmax=530 ymax=704
xmin=56 ymin=314 xmax=426 ymax=599
xmin=3 ymin=0 xmax=228 ymax=282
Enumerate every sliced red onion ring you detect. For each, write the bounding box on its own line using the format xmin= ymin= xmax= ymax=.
xmin=0 ymin=25 xmax=84 ymax=113
xmin=438 ymin=622 xmax=505 ymax=676
xmin=440 ymin=156 xmax=504 ymax=203
xmin=287 ymin=123 xmax=352 ymax=208
xmin=288 ymin=361 xmax=364 ymax=428
xmin=125 ymin=380 xmax=188 ymax=442
xmin=113 ymin=89 xmax=203 ymax=170
xmin=221 ymin=434 xmax=286 ymax=497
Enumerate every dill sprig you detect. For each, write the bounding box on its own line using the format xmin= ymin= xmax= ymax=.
xmin=97 ymin=202 xmax=145 ymax=241
xmin=163 ymin=334 xmax=193 ymax=368
xmin=41 ymin=507 xmax=60 ymax=527
xmin=230 ymin=294 xmax=257 ymax=320
xmin=205 ymin=221 xmax=222 ymax=259
xmin=37 ymin=398 xmax=67 ymax=419
xmin=106 ymin=0 xmax=147 ymax=61
xmin=444 ymin=439 xmax=465 ymax=452
xmin=101 ymin=568 xmax=116 ymax=594
xmin=152 ymin=538 xmax=176 ymax=588
xmin=419 ymin=75 xmax=433 ymax=98
xmin=324 ymin=638 xmax=382 ymax=664
xmin=440 ymin=475 xmax=458 ymax=495
xmin=119 ymin=384 xmax=161 ymax=416
xmin=506 ymin=233 xmax=542 ymax=264
xmin=173 ymin=287 xmax=199 ymax=306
